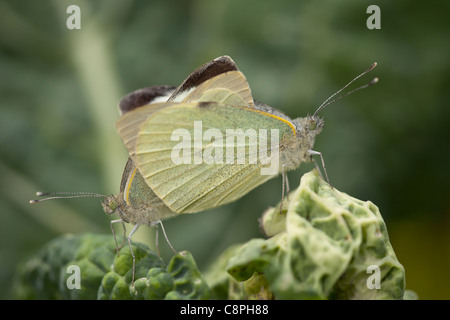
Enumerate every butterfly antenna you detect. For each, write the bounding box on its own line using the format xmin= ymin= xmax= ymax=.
xmin=313 ymin=62 xmax=378 ymax=117
xmin=29 ymin=191 xmax=107 ymax=204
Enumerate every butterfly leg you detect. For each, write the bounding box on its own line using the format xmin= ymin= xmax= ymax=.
xmin=308 ymin=150 xmax=332 ymax=188
xmin=152 ymin=220 xmax=177 ymax=255
xmin=154 ymin=226 xmax=160 ymax=257
xmin=279 ymin=165 xmax=291 ymax=215
xmin=283 ymin=166 xmax=290 ymax=200
xmin=127 ymin=224 xmax=140 ymax=286
xmin=110 ymin=219 xmax=126 ymax=257
xmin=120 ymin=222 xmax=126 ymax=250
xmin=310 ymin=155 xmax=322 ymax=178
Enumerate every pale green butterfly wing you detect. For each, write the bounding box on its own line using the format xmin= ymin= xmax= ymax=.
xmin=117 ymin=85 xmax=177 ymax=168
xmin=117 ymin=70 xmax=255 ymax=159
xmin=176 ymin=70 xmax=255 ymax=108
xmin=117 ymin=55 xmax=244 ymax=149
xmin=132 ymin=102 xmax=295 ymax=213
xmin=167 ymin=55 xmax=240 ymax=102
xmin=116 ymin=102 xmax=173 ymax=155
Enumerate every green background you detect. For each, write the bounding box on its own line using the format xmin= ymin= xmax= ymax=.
xmin=1 ymin=0 xmax=449 ymax=299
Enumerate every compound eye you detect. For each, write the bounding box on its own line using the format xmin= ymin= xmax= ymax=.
xmin=108 ymin=199 xmax=117 ymax=211
xmin=308 ymin=119 xmax=317 ymax=130
xmin=102 ymin=198 xmax=117 ymax=214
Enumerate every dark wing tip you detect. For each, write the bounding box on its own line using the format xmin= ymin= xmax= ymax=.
xmin=169 ymin=56 xmax=239 ymax=100
xmin=119 ymin=85 xmax=176 ymax=115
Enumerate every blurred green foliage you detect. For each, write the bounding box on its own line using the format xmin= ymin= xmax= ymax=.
xmin=1 ymin=0 xmax=449 ymax=299
xmin=14 ymin=233 xmax=210 ymax=299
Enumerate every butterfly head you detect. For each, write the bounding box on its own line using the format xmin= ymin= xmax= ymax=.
xmin=306 ymin=115 xmax=324 ymax=134
xmin=293 ymin=115 xmax=324 ymax=140
xmin=101 ymin=195 xmax=119 ymax=215
xmin=280 ymin=115 xmax=324 ymax=168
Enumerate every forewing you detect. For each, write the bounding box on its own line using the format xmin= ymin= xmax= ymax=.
xmin=181 ymin=71 xmax=255 ymax=107
xmin=116 ymin=64 xmax=256 ymax=158
xmin=116 ymin=102 xmax=173 ymax=155
xmin=168 ymin=55 xmax=238 ymax=102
